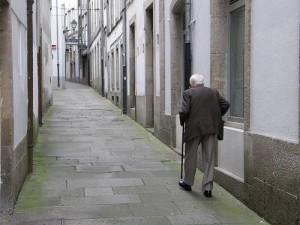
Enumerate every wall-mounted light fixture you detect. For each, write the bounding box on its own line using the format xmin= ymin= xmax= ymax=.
xmin=71 ymin=19 xmax=77 ymax=30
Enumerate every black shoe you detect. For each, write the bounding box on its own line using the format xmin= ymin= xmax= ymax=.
xmin=178 ymin=180 xmax=192 ymax=191
xmin=203 ymin=190 xmax=212 ymax=198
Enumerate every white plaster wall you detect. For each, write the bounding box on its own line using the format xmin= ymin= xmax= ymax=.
xmin=90 ymin=34 xmax=100 ymax=88
xmin=106 ymin=23 xmax=123 ymax=49
xmin=126 ymin=2 xmax=135 ymax=96
xmin=60 ymin=26 xmax=66 ymax=88
xmin=11 ymin=7 xmax=28 ymax=148
xmin=90 ymin=32 xmax=101 ymax=50
xmin=191 ymin=0 xmax=211 ymax=87
xmin=33 ymin=1 xmax=39 ymax=129
xmin=106 ymin=19 xmax=123 ymax=91
xmin=251 ymin=0 xmax=300 ymax=141
xmin=42 ymin=30 xmax=53 ymax=100
xmin=51 ymin=9 xmax=58 ymax=87
xmin=154 ymin=0 xmax=160 ymax=97
xmin=135 ymin=2 xmax=145 ymax=97
xmin=218 ymin=127 xmax=244 ymax=180
xmin=11 ymin=0 xmax=27 ymax=26
xmin=41 ymin=0 xmax=53 ymax=106
xmin=164 ymin=0 xmax=172 ymax=115
xmin=51 ymin=1 xmax=66 ymax=89
xmin=126 ymin=0 xmax=146 ymax=96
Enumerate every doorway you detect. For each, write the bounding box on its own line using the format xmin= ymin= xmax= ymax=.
xmin=171 ymin=0 xmax=185 ymax=150
xmin=129 ymin=22 xmax=136 ymax=120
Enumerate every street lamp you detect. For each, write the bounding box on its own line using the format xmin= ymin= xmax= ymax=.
xmin=70 ymin=19 xmax=79 ymax=83
xmin=71 ymin=19 xmax=77 ymax=30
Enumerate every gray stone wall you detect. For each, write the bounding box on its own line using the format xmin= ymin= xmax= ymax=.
xmin=215 ymin=133 xmax=300 ymax=225
xmin=157 ymin=0 xmax=172 ymax=147
xmin=247 ymin=133 xmax=299 ymax=224
xmin=135 ymin=96 xmax=147 ymax=127
xmin=210 ymin=0 xmax=228 ymax=97
xmin=106 ymin=89 xmax=122 ymax=109
xmin=1 ymin=138 xmax=28 ymax=213
xmin=0 ymin=3 xmax=14 ymax=212
xmin=153 ymin=96 xmax=160 ymax=135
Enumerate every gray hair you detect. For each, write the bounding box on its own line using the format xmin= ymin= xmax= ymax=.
xmin=190 ymin=74 xmax=204 ymax=86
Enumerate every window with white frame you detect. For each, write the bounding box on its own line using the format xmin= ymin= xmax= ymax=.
xmin=229 ymin=0 xmax=245 ymax=120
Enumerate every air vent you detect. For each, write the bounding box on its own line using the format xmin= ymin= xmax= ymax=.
xmin=229 ymin=0 xmax=239 ymax=4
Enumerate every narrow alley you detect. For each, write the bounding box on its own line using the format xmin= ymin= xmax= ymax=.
xmin=4 ymin=82 xmax=268 ymax=225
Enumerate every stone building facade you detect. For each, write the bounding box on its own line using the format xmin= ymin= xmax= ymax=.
xmin=210 ymin=1 xmax=300 ymax=224
xmin=65 ymin=7 xmax=80 ymax=83
xmin=88 ymin=0 xmax=104 ymax=93
xmin=0 ymin=0 xmax=53 ymax=213
xmin=79 ymin=0 xmax=300 ymax=224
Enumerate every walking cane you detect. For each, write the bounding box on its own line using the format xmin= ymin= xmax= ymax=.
xmin=181 ymin=124 xmax=184 ymax=179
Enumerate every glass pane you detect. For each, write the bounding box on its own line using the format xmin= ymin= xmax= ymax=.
xmin=230 ymin=6 xmax=245 ymax=118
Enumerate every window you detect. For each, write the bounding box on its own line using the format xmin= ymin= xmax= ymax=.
xmin=116 ymin=47 xmax=119 ymax=90
xmin=229 ymin=0 xmax=245 ymax=119
xmin=111 ymin=51 xmax=115 ymax=90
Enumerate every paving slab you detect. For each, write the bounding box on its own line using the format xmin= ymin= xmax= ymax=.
xmin=14 ymin=205 xmax=133 ymax=221
xmin=12 ymin=82 xmax=270 ymax=225
xmin=66 ymin=178 xmax=144 ymax=189
xmin=63 ymin=216 xmax=172 ymax=225
xmin=84 ymin=187 xmax=114 ymax=196
xmin=112 ymin=185 xmax=170 ymax=195
xmin=75 ymin=165 xmax=123 ymax=173
xmin=168 ymin=214 xmax=221 ymax=225
xmin=14 ymin=219 xmax=63 ymax=225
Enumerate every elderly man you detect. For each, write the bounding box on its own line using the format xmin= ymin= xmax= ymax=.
xmin=179 ymin=74 xmax=230 ymax=198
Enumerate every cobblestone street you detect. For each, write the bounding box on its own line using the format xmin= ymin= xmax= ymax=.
xmin=6 ymin=82 xmax=269 ymax=225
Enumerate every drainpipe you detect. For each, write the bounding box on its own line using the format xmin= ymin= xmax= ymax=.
xmin=56 ymin=0 xmax=60 ymax=87
xmin=184 ymin=0 xmax=192 ymax=90
xmin=122 ymin=0 xmax=127 ymax=114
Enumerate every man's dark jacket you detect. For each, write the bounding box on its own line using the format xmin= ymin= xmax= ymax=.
xmin=180 ymin=85 xmax=230 ymax=142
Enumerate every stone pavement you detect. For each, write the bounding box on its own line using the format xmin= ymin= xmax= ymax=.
xmin=7 ymin=82 xmax=269 ymax=225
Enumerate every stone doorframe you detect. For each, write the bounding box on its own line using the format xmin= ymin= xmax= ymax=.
xmin=144 ymin=0 xmax=155 ymax=128
xmin=127 ymin=15 xmax=137 ymax=121
xmin=170 ymin=0 xmax=185 ymax=115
